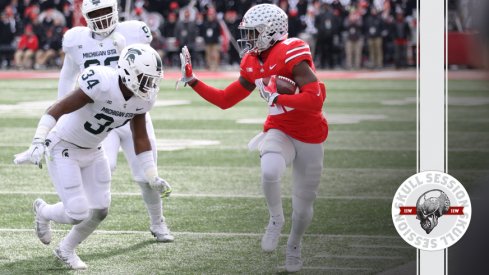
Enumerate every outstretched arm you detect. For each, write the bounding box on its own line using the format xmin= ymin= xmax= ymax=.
xmin=14 ymin=88 xmax=92 ymax=168
xmin=189 ymin=76 xmax=254 ymax=109
xmin=177 ymin=46 xmax=254 ymax=109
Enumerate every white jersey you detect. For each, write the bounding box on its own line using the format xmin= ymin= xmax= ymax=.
xmin=54 ymin=66 xmax=155 ymax=148
xmin=58 ymin=20 xmax=152 ymax=98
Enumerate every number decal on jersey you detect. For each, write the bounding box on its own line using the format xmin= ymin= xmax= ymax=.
xmin=80 ymin=69 xmax=100 ymax=89
xmin=83 ymin=56 xmax=119 ymax=69
xmin=84 ymin=114 xmax=132 ymax=135
xmin=141 ymin=26 xmax=151 ymax=39
xmin=81 ymin=69 xmax=95 ymax=80
xmin=84 ymin=113 xmax=114 ymax=135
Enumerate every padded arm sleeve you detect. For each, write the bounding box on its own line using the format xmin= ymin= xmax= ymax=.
xmin=57 ymin=54 xmax=80 ymax=99
xmin=191 ymin=80 xmax=252 ymax=110
xmin=275 ymin=81 xmax=324 ymax=112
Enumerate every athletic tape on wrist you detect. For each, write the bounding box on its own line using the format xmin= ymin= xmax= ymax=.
xmin=34 ymin=114 xmax=56 ymax=141
xmin=136 ymin=151 xmax=157 ymax=182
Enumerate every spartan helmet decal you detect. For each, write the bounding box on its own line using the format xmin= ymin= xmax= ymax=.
xmin=416 ymin=190 xmax=450 ymax=234
xmin=124 ymin=48 xmax=142 ymax=65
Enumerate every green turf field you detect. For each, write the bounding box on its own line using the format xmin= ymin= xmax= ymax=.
xmin=0 ymin=77 xmax=486 ymax=274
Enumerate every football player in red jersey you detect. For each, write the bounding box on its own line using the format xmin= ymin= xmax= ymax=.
xmin=177 ymin=4 xmax=327 ymax=272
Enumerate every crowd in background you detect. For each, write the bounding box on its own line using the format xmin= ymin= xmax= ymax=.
xmin=0 ymin=0 xmax=425 ymax=70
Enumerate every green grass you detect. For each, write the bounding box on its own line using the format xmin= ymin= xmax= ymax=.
xmin=0 ymin=77 xmax=487 ymax=274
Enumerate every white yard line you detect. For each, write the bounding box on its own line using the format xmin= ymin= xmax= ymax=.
xmin=0 ymin=228 xmax=400 ymax=239
xmin=279 ymin=266 xmax=373 ymax=271
xmin=315 ymin=255 xmax=405 ymax=260
xmin=0 ymin=191 xmax=392 ymax=200
xmin=349 ymin=244 xmax=412 ymax=249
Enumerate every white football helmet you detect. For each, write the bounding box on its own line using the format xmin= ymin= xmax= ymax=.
xmin=118 ymin=44 xmax=163 ymax=101
xmin=82 ymin=0 xmax=118 ymax=36
xmin=237 ymin=4 xmax=288 ymax=56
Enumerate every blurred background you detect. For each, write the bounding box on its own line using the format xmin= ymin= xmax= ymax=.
xmin=0 ymin=0 xmax=423 ymax=71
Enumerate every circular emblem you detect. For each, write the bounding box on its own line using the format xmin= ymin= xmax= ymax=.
xmin=391 ymin=171 xmax=471 ymax=251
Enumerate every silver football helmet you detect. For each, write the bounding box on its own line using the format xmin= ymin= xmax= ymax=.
xmin=82 ymin=0 xmax=118 ymax=36
xmin=237 ymin=4 xmax=288 ymax=56
xmin=118 ymin=44 xmax=163 ymax=101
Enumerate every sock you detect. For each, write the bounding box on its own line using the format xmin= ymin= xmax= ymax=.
xmin=261 ymin=152 xmax=286 ymax=223
xmin=287 ymin=196 xmax=314 ymax=246
xmin=41 ymin=202 xmax=76 ymax=224
xmin=60 ymin=208 xmax=108 ymax=252
xmin=137 ymin=181 xmax=163 ymax=226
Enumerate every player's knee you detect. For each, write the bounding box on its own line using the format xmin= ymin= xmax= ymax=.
xmin=261 ymin=153 xmax=286 ymax=182
xmin=65 ymin=195 xmax=90 ymax=222
xmin=92 ymin=208 xmax=109 ymax=222
xmin=261 ymin=165 xmax=281 ymax=182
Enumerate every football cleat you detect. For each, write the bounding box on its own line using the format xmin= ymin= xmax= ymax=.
xmin=285 ymin=243 xmax=303 ymax=273
xmin=261 ymin=218 xmax=284 ymax=252
xmin=54 ymin=246 xmax=88 ymax=270
xmin=150 ymin=222 xmax=174 ymax=242
xmin=33 ymin=198 xmax=51 ymax=245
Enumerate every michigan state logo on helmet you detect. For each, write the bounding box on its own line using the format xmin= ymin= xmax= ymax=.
xmin=392 ymin=171 xmax=471 ymax=251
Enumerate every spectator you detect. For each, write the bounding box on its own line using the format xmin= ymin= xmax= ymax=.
xmin=174 ymin=8 xmax=199 ymax=66
xmin=315 ymin=4 xmax=341 ymax=69
xmin=365 ymin=7 xmax=384 ymax=68
xmin=344 ymin=8 xmax=364 ymax=69
xmin=201 ymin=7 xmax=221 ymax=71
xmin=160 ymin=12 xmax=179 ymax=66
xmin=223 ymin=9 xmax=240 ymax=66
xmin=299 ymin=5 xmax=318 ymax=58
xmin=150 ymin=29 xmax=166 ymax=62
xmin=393 ymin=12 xmax=411 ymax=68
xmin=34 ymin=17 xmax=64 ymax=69
xmin=382 ymin=14 xmax=396 ymax=67
xmin=62 ymin=2 xmax=73 ymax=28
xmin=14 ymin=24 xmax=38 ymax=69
xmin=0 ymin=6 xmax=17 ymax=68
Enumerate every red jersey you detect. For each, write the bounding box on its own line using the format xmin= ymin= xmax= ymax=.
xmin=240 ymin=38 xmax=328 ymax=143
xmin=18 ymin=34 xmax=39 ymax=51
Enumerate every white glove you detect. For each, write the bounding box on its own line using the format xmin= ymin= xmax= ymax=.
xmin=14 ymin=138 xmax=46 ymax=169
xmin=149 ymin=176 xmax=172 ymax=197
xmin=255 ymin=77 xmax=280 ymax=106
xmin=176 ymin=45 xmax=196 ymax=89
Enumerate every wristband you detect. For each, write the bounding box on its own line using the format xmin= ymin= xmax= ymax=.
xmin=34 ymin=114 xmax=56 ymax=140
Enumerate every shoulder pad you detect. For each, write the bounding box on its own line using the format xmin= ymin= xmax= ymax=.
xmin=63 ymin=27 xmax=90 ymax=49
xmin=117 ymin=21 xmax=152 ymax=44
xmin=78 ymin=66 xmax=113 ymax=96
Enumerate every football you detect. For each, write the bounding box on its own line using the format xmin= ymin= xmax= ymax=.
xmin=263 ymin=75 xmax=298 ymax=95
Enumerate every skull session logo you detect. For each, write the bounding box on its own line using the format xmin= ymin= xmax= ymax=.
xmin=392 ymin=171 xmax=471 ymax=251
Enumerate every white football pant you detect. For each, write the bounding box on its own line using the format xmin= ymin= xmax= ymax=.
xmin=259 ymin=129 xmax=324 ymax=246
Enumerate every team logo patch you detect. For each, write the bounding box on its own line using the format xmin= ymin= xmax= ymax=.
xmin=124 ymin=48 xmax=142 ymax=65
xmin=391 ymin=171 xmax=471 ymax=251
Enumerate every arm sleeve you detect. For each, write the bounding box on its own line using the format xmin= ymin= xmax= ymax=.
xmin=275 ymin=81 xmax=325 ymax=112
xmin=191 ymin=80 xmax=252 ymax=110
xmin=57 ymin=54 xmax=80 ymax=98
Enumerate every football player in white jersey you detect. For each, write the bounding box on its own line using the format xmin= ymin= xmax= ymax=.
xmin=57 ymin=0 xmax=174 ymax=242
xmin=14 ymin=44 xmax=170 ymax=270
